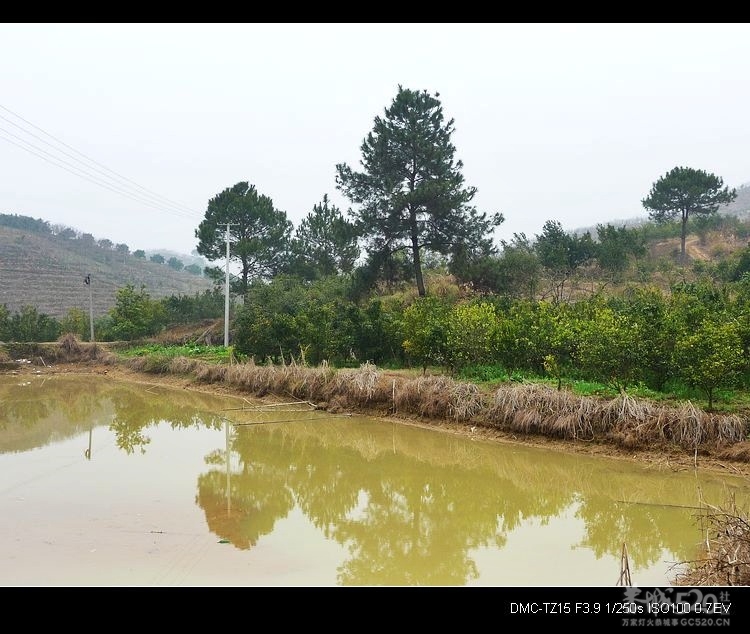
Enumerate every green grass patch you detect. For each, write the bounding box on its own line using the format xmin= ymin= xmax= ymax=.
xmin=117 ymin=343 xmax=235 ymax=363
xmin=456 ymin=364 xmax=510 ymax=383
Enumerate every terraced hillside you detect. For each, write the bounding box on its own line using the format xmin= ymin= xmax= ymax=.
xmin=0 ymin=225 xmax=214 ymax=319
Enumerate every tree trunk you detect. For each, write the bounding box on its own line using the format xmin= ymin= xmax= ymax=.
xmin=680 ymin=209 xmax=688 ymax=261
xmin=411 ymin=228 xmax=425 ymax=297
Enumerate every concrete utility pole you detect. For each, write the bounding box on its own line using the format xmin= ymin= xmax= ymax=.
xmin=84 ymin=274 xmax=94 ymax=342
xmin=224 ymin=224 xmax=230 ymax=347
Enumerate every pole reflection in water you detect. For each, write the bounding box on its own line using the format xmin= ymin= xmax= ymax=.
xmin=84 ymin=425 xmax=92 ymax=460
xmin=1 ymin=373 xmax=749 ymax=587
xmin=225 ymin=417 xmax=231 ymax=516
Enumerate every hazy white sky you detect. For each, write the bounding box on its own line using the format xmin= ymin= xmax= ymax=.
xmin=1 ymin=23 xmax=749 ymax=256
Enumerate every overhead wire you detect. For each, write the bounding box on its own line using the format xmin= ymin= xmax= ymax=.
xmin=0 ymin=104 xmax=198 ymax=216
xmin=0 ymin=103 xmax=203 ymax=221
xmin=0 ymin=127 xmax=197 ymax=221
xmin=0 ymin=114 xmax=197 ymax=219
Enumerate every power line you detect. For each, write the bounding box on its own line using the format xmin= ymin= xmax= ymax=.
xmin=0 ymin=103 xmax=203 ymax=220
xmin=0 ymin=111 xmax=198 ymax=218
xmin=0 ymin=127 xmax=198 ymax=220
xmin=0 ymin=103 xmax=200 ymax=216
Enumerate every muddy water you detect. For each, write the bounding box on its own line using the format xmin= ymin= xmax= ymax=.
xmin=1 ymin=373 xmax=748 ymax=587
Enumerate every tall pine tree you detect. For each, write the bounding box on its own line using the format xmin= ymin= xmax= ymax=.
xmin=336 ymin=86 xmax=503 ymax=296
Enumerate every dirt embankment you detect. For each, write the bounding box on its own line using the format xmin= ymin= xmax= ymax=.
xmin=7 ymin=358 xmax=750 ymax=479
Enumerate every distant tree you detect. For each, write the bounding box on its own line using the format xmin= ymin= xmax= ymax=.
xmin=535 ymin=220 xmax=596 ymax=302
xmin=690 ymin=213 xmax=722 ymax=246
xmin=167 ymin=256 xmax=184 ymax=271
xmin=348 ymin=250 xmax=415 ymax=298
xmin=642 ymin=166 xmax=737 ymax=261
xmin=98 ymin=238 xmax=114 ymax=250
xmin=9 ymin=306 xmax=60 ymax=342
xmin=451 ymin=232 xmax=540 ymax=298
xmin=60 ymin=307 xmax=88 ymax=340
xmin=497 ymin=234 xmax=542 ymax=299
xmin=133 ymin=249 xmax=146 ymax=259
xmin=79 ymin=233 xmax=96 ymax=247
xmin=55 ymin=225 xmax=76 ymax=240
xmin=161 ymin=289 xmax=226 ymax=325
xmin=115 ymin=243 xmax=130 ymax=256
xmin=288 ymin=194 xmax=360 ymax=280
xmin=203 ymin=266 xmax=226 ymax=290
xmin=0 ymin=213 xmax=51 ymax=234
xmin=195 ymin=181 xmax=292 ymax=296
xmin=336 ymin=85 xmax=503 ymax=297
xmin=150 ymin=253 xmax=165 ymax=264
xmin=107 ymin=284 xmax=167 ymax=341
xmin=595 ymin=224 xmax=647 ymax=278
xmin=184 ymin=263 xmax=202 ymax=275
xmin=0 ymin=304 xmax=10 ymax=341
xmin=722 ymin=244 xmax=750 ymax=282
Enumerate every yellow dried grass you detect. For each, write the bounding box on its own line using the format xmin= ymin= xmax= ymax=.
xmin=674 ymin=495 xmax=750 ymax=586
xmin=168 ymin=356 xmax=198 ymax=375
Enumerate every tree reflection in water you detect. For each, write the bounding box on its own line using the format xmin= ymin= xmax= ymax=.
xmin=2 ymin=374 xmax=748 ymax=586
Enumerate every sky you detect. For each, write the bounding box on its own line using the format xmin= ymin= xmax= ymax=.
xmin=1 ymin=23 xmax=749 ymax=257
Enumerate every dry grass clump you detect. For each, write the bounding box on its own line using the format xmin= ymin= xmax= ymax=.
xmin=326 ymin=362 xmax=391 ymax=407
xmin=487 ymin=383 xmax=599 ymax=439
xmin=168 ymin=356 xmax=200 ymax=375
xmin=449 ymin=381 xmax=486 ymax=420
xmin=602 ymin=395 xmax=661 ymax=448
xmin=673 ymin=496 xmax=750 ymax=586
xmin=93 ymin=349 xmax=119 ymax=365
xmin=224 ymin=360 xmax=274 ymax=394
xmin=193 ymin=360 xmax=227 ymax=383
xmin=52 ymin=334 xmax=116 ymax=364
xmin=394 ymin=375 xmax=451 ymax=418
xmin=344 ymin=361 xmax=380 ymax=400
xmin=58 ymin=333 xmax=82 ymax=357
xmin=280 ymin=362 xmax=335 ymax=400
xmin=220 ymin=359 xmax=336 ymax=400
xmin=126 ymin=354 xmax=501 ymax=418
xmin=608 ymin=400 xmax=746 ymax=450
xmin=124 ymin=355 xmax=172 ymax=374
xmin=484 ymin=385 xmax=748 ymax=451
xmin=668 ymin=404 xmax=745 ymax=446
xmin=393 ymin=375 xmax=485 ymax=421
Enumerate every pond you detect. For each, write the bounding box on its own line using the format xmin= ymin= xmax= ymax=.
xmin=1 ymin=373 xmax=748 ymax=587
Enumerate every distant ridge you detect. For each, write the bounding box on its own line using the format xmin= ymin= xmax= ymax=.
xmin=0 ymin=215 xmax=213 ymax=319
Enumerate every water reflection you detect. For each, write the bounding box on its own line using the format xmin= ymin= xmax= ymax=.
xmin=215 ymin=418 xmax=747 ymax=585
xmin=1 ymin=374 xmax=748 ymax=586
xmin=0 ymin=374 xmax=225 ymax=454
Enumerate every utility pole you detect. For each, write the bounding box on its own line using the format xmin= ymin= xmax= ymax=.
xmin=84 ymin=274 xmax=94 ymax=342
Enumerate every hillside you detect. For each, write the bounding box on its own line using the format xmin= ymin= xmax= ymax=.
xmin=720 ymin=182 xmax=750 ymax=217
xmin=0 ymin=224 xmax=214 ymax=319
xmin=3 ymin=199 xmax=750 ymax=324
